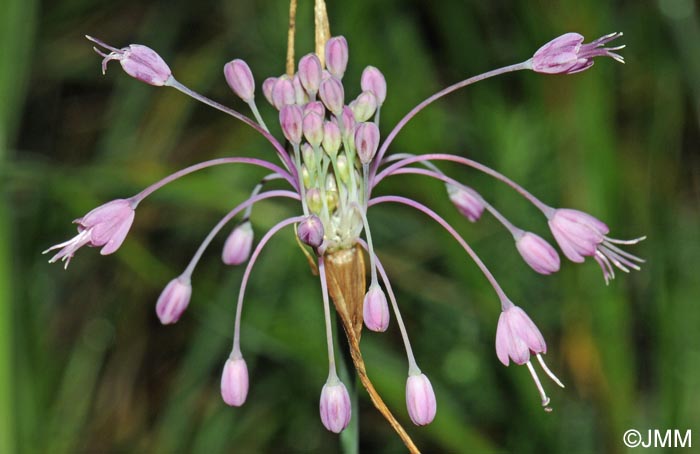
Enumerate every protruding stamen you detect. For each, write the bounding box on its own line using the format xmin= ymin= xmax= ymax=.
xmin=536 ymin=354 xmax=565 ymax=389
xmin=525 ymin=361 xmax=551 ymax=410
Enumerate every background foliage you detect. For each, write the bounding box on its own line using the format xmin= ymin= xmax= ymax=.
xmin=3 ymin=0 xmax=699 ymax=452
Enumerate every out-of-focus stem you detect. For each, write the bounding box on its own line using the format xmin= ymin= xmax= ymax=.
xmin=286 ymin=0 xmax=297 ymax=77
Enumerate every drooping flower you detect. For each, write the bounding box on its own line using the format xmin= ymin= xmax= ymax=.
xmin=46 ymin=25 xmax=643 ymax=451
xmin=495 ymin=303 xmax=564 ymax=409
xmin=43 ymin=198 xmax=135 ymax=268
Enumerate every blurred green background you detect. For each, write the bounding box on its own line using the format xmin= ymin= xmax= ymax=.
xmin=2 ymin=0 xmax=699 ymax=452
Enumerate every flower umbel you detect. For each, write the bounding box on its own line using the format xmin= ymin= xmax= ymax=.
xmin=46 ymin=21 xmax=643 ymax=452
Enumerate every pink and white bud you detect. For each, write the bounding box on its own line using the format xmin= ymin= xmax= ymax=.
xmin=548 ymin=208 xmax=644 ymax=284
xmin=322 ymin=121 xmax=341 ymax=157
xmin=363 ymin=284 xmax=390 ymax=332
xmin=222 ymin=221 xmax=253 ymax=265
xmin=223 ymin=59 xmax=255 ymax=102
xmin=262 ymin=77 xmax=277 ymax=106
xmin=324 ymin=36 xmax=349 ymax=79
xmin=361 ymin=66 xmax=387 ymax=105
xmin=44 ymin=198 xmax=135 ymax=267
xmin=271 ymin=76 xmax=295 ymax=110
xmin=304 ymin=101 xmax=326 ymax=118
xmin=318 ymin=77 xmax=344 ymax=116
xmin=515 ymin=232 xmax=560 ymax=275
xmin=279 ymin=105 xmax=304 ymax=144
xmin=406 ymin=373 xmax=437 ymax=426
xmin=495 ymin=304 xmax=546 ymax=366
xmin=292 ymin=74 xmax=308 ymax=105
xmin=354 ymin=122 xmax=380 ymax=164
xmin=319 ymin=380 xmax=352 ymax=433
xmin=531 ymin=32 xmax=625 ymax=75
xmin=446 ymin=184 xmax=484 ymax=222
xmin=297 ymin=215 xmax=325 ymax=249
xmin=340 ymin=106 xmax=356 ymax=139
xmin=87 ymin=36 xmax=172 ymax=86
xmin=298 ymin=53 xmax=322 ymax=97
xmin=155 ymin=275 xmax=192 ymax=325
xmin=220 ymin=355 xmax=249 ymax=407
xmin=303 ymin=112 xmax=324 ymax=147
xmin=350 ymin=91 xmax=377 ymax=122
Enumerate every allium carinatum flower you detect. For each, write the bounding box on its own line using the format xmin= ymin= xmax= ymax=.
xmin=45 ymin=20 xmax=643 ymax=452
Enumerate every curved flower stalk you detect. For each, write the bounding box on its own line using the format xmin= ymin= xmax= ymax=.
xmin=45 ymin=22 xmax=643 ymax=453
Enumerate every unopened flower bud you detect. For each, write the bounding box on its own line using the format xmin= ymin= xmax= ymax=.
xmin=155 ymin=275 xmax=192 ymax=325
xmin=350 ymin=91 xmax=377 ymax=122
xmin=222 ymin=221 xmax=253 ymax=265
xmin=303 ymin=112 xmax=324 ymax=147
xmin=220 ymin=355 xmax=249 ymax=407
xmin=515 ymin=232 xmax=560 ymax=275
xmin=340 ymin=106 xmax=356 ymax=139
xmin=298 ymin=53 xmax=322 ymax=97
xmin=355 ymin=122 xmax=380 ymax=164
xmin=279 ymin=105 xmax=304 ymax=144
xmin=326 ymin=191 xmax=338 ymax=212
xmin=301 ymin=143 xmax=316 ymax=173
xmin=297 ymin=215 xmax=325 ymax=249
xmin=88 ymin=36 xmax=172 ymax=86
xmin=325 ymin=36 xmax=349 ymax=79
xmin=406 ymin=373 xmax=437 ymax=426
xmin=319 ymin=77 xmax=344 ymax=116
xmin=361 ymin=66 xmax=387 ymax=105
xmin=446 ymin=184 xmax=484 ymax=222
xmin=336 ymin=154 xmax=350 ymax=183
xmin=271 ymin=76 xmax=295 ymax=110
xmin=293 ymin=74 xmax=308 ymax=105
xmin=319 ymin=379 xmax=352 ymax=433
xmin=322 ymin=121 xmax=341 ymax=157
xmin=302 ymin=165 xmax=311 ymax=188
xmin=304 ymin=101 xmax=326 ymax=118
xmin=262 ymin=77 xmax=277 ymax=106
xmin=363 ymin=284 xmax=390 ymax=332
xmin=223 ymin=59 xmax=255 ymax=102
xmin=306 ymin=188 xmax=323 ymax=214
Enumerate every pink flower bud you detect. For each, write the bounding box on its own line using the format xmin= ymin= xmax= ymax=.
xmin=495 ymin=304 xmax=546 ymax=366
xmin=340 ymin=106 xmax=356 ymax=138
xmin=304 ymin=101 xmax=326 ymax=117
xmin=318 ymin=77 xmax=344 ymax=116
xmin=303 ymin=112 xmax=324 ymax=147
xmin=354 ymin=122 xmax=380 ymax=164
xmin=406 ymin=373 xmax=437 ymax=426
xmin=363 ymin=285 xmax=390 ymax=332
xmin=220 ymin=356 xmax=249 ymax=407
xmin=298 ymin=53 xmax=322 ymax=96
xmin=222 ymin=221 xmax=253 ymax=265
xmin=319 ymin=380 xmax=352 ymax=433
xmin=262 ymin=77 xmax=277 ymax=106
xmin=297 ymin=215 xmax=325 ymax=249
xmin=271 ymin=76 xmax=295 ymax=110
xmin=44 ymin=198 xmax=135 ymax=268
xmin=446 ymin=184 xmax=484 ymax=222
xmin=531 ymin=32 xmax=625 ymax=75
xmin=515 ymin=232 xmax=560 ymax=275
xmin=87 ymin=36 xmax=172 ymax=86
xmin=223 ymin=59 xmax=255 ymax=102
xmin=279 ymin=105 xmax=303 ymax=144
xmin=324 ymin=36 xmax=349 ymax=79
xmin=361 ymin=66 xmax=387 ymax=105
xmin=292 ymin=74 xmax=308 ymax=105
xmin=350 ymin=91 xmax=377 ymax=122
xmin=322 ymin=121 xmax=341 ymax=157
xmin=155 ymin=276 xmax=192 ymax=325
